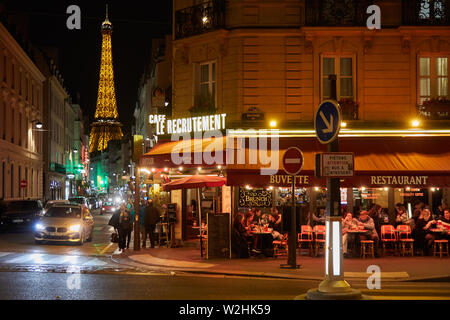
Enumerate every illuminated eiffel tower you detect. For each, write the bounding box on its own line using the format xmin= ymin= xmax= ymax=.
xmin=89 ymin=5 xmax=123 ymax=153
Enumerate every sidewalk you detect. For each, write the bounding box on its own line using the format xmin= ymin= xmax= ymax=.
xmin=110 ymin=240 xmax=450 ymax=282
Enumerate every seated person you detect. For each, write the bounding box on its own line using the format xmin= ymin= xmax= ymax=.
xmin=357 ymin=210 xmax=380 ymax=257
xmin=436 ymin=209 xmax=450 ymax=240
xmin=414 ymin=208 xmax=434 ymax=256
xmin=231 ymin=214 xmax=249 ymax=258
xmin=342 ymin=212 xmax=356 ymax=257
xmin=268 ymin=214 xmax=283 ymax=240
xmin=312 ymin=207 xmax=326 ymax=226
xmin=395 ymin=204 xmax=408 ymax=227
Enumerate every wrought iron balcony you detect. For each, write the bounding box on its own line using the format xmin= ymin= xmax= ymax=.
xmin=305 ymin=0 xmax=373 ymax=26
xmin=403 ymin=0 xmax=450 ymax=25
xmin=175 ymin=0 xmax=226 ymax=39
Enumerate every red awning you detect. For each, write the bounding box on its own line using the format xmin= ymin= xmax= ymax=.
xmin=226 ymin=136 xmax=450 ymax=187
xmin=162 ymin=175 xmax=226 ymax=191
xmin=140 ymin=135 xmax=450 ymax=187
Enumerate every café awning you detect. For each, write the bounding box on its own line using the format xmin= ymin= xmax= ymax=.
xmin=226 ymin=136 xmax=450 ymax=187
xmin=139 ymin=135 xmax=450 ymax=187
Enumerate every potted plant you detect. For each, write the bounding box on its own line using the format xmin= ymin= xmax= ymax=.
xmin=338 ymin=98 xmax=359 ymax=120
xmin=417 ymin=98 xmax=450 ymax=120
xmin=189 ymin=92 xmax=216 ymax=117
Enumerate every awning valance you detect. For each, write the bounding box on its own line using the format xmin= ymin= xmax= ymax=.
xmin=139 ymin=135 xmax=450 ymax=187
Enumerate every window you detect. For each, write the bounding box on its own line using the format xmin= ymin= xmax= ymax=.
xmin=11 ymin=107 xmax=14 ymax=143
xmin=10 ymin=164 xmax=14 ymax=198
xmin=195 ymin=61 xmax=216 ymax=108
xmin=419 ymin=56 xmax=449 ymax=104
xmin=321 ymin=56 xmax=355 ymax=101
xmin=19 ymin=112 xmax=22 ymax=147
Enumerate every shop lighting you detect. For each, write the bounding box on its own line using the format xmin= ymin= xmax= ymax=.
xmin=178 ymin=166 xmax=183 ymax=171
xmin=151 ymin=168 xmax=156 ymax=173
xmin=406 ymin=187 xmax=411 ymax=191
xmin=361 ymin=187 xmax=366 ymax=191
xmin=246 ymin=185 xmax=251 ymax=190
xmin=411 ymin=119 xmax=420 ymax=128
xmin=341 ymin=122 xmax=347 ymax=128
xmin=140 ymin=168 xmax=150 ymax=175
xmin=217 ymin=165 xmax=222 ymax=170
xmin=197 ymin=167 xmax=202 ymax=171
xmin=384 ymin=187 xmax=388 ymax=191
xmin=165 ymin=101 xmax=169 ymax=107
xmin=269 ymin=120 xmax=277 ymax=128
xmin=202 ymin=16 xmax=208 ymax=24
xmin=431 ymin=187 xmax=436 ymax=192
xmin=268 ymin=186 xmax=273 ymax=190
xmin=164 ymin=168 xmax=168 ymax=172
xmin=314 ymin=187 xmax=319 ymax=191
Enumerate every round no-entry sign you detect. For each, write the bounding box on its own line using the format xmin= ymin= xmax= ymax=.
xmin=20 ymin=180 xmax=27 ymax=188
xmin=282 ymin=147 xmax=304 ymax=176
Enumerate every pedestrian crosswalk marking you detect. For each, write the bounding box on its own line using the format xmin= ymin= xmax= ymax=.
xmin=1 ymin=252 xmax=108 ymax=267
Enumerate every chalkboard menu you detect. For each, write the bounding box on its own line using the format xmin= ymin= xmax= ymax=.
xmin=239 ymin=188 xmax=273 ymax=208
xmin=207 ymin=212 xmax=230 ymax=259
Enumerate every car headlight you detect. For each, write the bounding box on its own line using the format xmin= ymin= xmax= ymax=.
xmin=35 ymin=223 xmax=45 ymax=231
xmin=102 ymin=207 xmax=105 ymax=210
xmin=69 ymin=224 xmax=81 ymax=232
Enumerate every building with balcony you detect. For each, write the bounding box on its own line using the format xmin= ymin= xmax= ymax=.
xmin=172 ymin=0 xmax=450 ymax=127
xmin=155 ymin=0 xmax=450 ymax=223
xmin=0 ymin=22 xmax=45 ymax=201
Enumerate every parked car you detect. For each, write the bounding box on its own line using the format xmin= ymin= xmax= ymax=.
xmin=34 ymin=204 xmax=94 ymax=245
xmin=100 ymin=201 xmax=117 ymax=215
xmin=68 ymin=197 xmax=88 ymax=209
xmin=0 ymin=200 xmax=44 ymax=229
xmin=44 ymin=200 xmax=70 ymax=214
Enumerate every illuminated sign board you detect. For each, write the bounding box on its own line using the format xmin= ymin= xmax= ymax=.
xmin=149 ymin=114 xmax=227 ymax=135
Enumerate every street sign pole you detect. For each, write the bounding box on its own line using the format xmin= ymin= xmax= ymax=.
xmin=281 ymin=147 xmax=303 ymax=269
xmin=304 ymin=75 xmax=362 ymax=300
xmin=289 ymin=175 xmax=298 ymax=268
xmin=134 ymin=167 xmax=141 ymax=251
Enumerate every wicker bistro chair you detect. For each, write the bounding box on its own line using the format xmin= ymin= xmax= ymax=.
xmin=298 ymin=225 xmax=314 ymax=256
xmin=313 ymin=225 xmax=326 ymax=257
xmin=396 ymin=224 xmax=414 ymax=256
xmin=273 ymin=233 xmax=288 ymax=257
xmin=381 ymin=225 xmax=398 ymax=256
xmin=360 ymin=240 xmax=375 ymax=258
xmin=433 ymin=239 xmax=449 ymax=258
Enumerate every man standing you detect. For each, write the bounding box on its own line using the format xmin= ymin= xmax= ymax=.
xmin=144 ymin=200 xmax=160 ymax=248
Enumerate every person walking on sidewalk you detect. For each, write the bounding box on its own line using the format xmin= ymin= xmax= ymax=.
xmin=118 ymin=204 xmax=134 ymax=251
xmin=144 ymin=200 xmax=160 ymax=248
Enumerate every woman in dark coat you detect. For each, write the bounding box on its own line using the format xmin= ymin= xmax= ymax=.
xmin=117 ymin=204 xmax=134 ymax=251
xmin=231 ymin=214 xmax=249 ymax=258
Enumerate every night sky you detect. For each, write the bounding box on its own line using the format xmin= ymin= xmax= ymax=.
xmin=1 ymin=0 xmax=172 ymax=134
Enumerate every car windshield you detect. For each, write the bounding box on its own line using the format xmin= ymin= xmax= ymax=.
xmin=69 ymin=198 xmax=84 ymax=204
xmin=103 ymin=202 xmax=114 ymax=206
xmin=44 ymin=207 xmax=81 ymax=218
xmin=6 ymin=201 xmax=40 ymax=212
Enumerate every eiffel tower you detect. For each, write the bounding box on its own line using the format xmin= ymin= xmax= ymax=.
xmin=89 ymin=5 xmax=123 ymax=153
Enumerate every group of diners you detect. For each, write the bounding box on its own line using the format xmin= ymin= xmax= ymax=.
xmin=231 ymin=207 xmax=284 ymax=258
xmin=231 ymin=202 xmax=450 ymax=259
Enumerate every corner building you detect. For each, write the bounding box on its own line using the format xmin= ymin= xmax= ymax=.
xmin=141 ymin=1 xmax=450 ymax=242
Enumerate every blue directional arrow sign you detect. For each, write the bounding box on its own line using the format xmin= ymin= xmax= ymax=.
xmin=314 ymin=100 xmax=342 ymax=144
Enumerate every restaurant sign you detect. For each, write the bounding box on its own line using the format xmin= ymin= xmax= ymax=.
xmin=370 ymin=176 xmax=429 ymax=185
xmin=239 ymin=188 xmax=273 ymax=208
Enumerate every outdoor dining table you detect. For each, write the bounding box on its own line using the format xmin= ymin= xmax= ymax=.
xmin=346 ymin=229 xmax=369 ymax=257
